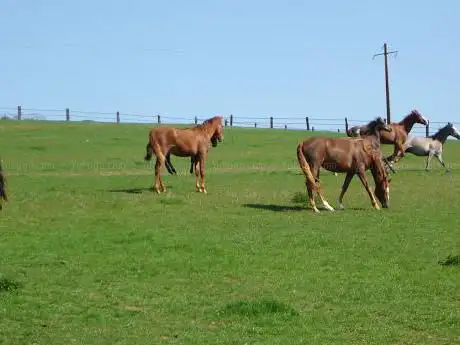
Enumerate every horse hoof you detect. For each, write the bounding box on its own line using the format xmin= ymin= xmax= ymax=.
xmin=202 ymin=189 xmax=207 ymax=194
xmin=312 ymin=208 xmax=320 ymax=213
xmin=338 ymin=204 xmax=344 ymax=210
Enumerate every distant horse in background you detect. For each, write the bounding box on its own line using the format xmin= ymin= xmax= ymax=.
xmin=0 ymin=159 xmax=7 ymax=209
xmin=144 ymin=116 xmax=224 ymax=194
xmin=347 ymin=109 xmax=428 ymax=169
xmin=403 ymin=122 xmax=460 ymax=172
xmin=297 ymin=117 xmax=392 ymax=213
xmin=378 ymin=109 xmax=428 ymax=166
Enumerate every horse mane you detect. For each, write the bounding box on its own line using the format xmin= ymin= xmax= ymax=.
xmin=192 ymin=116 xmax=222 ymax=135
xmin=360 ymin=117 xmax=386 ymax=137
xmin=397 ymin=109 xmax=419 ymax=125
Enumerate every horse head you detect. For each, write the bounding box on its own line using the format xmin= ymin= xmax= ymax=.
xmin=371 ymin=156 xmax=391 ymax=208
xmin=409 ymin=109 xmax=428 ymax=126
xmin=447 ymin=122 xmax=460 ymax=139
xmin=208 ymin=116 xmax=224 ymax=147
xmin=365 ymin=117 xmax=392 ymax=136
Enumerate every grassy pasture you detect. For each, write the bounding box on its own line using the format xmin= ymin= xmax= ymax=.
xmin=0 ymin=120 xmax=459 ymax=345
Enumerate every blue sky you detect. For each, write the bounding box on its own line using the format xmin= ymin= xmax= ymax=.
xmin=1 ymin=0 xmax=459 ymax=134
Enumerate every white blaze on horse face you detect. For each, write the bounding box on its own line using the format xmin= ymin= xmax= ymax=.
xmin=452 ymin=125 xmax=460 ymax=139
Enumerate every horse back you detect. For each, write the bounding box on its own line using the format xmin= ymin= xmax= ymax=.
xmin=300 ymin=137 xmax=364 ymax=165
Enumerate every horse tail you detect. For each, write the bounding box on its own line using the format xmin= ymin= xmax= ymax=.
xmin=144 ymin=130 xmax=155 ymax=161
xmin=0 ymin=159 xmax=7 ymax=203
xmin=144 ymin=142 xmax=153 ymax=161
xmin=296 ymin=143 xmax=318 ymax=189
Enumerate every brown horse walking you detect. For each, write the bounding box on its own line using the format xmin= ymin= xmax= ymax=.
xmin=348 ymin=109 xmax=428 ymax=168
xmin=144 ymin=115 xmax=224 ymax=194
xmin=297 ymin=117 xmax=392 ymax=213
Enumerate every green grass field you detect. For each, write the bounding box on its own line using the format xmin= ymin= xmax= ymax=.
xmin=0 ymin=120 xmax=459 ymax=345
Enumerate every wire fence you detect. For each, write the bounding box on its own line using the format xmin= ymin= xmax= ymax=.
xmin=0 ymin=105 xmax=457 ymax=138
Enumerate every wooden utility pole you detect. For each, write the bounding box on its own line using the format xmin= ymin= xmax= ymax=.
xmin=373 ymin=42 xmax=398 ymax=124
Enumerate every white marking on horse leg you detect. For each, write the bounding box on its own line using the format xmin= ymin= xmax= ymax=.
xmin=337 ymin=199 xmax=344 ymax=210
xmin=318 ymin=193 xmax=334 ymax=211
xmin=322 ymin=200 xmax=335 ymax=212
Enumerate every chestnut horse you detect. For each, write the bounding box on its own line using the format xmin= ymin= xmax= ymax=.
xmin=0 ymin=159 xmax=7 ymax=209
xmin=164 ymin=123 xmax=220 ymax=175
xmin=144 ymin=116 xmax=224 ymax=194
xmin=348 ymin=109 xmax=428 ymax=168
xmin=297 ymin=117 xmax=392 ymax=213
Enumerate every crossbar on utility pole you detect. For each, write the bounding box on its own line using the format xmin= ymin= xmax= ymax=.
xmin=373 ymin=42 xmax=398 ymax=124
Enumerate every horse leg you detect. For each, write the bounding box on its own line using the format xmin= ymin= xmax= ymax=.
xmin=154 ymin=154 xmax=166 ymax=194
xmin=425 ymin=151 xmax=434 ymax=171
xmin=189 ymin=156 xmax=195 ymax=174
xmin=164 ymin=152 xmax=177 ymax=175
xmin=357 ymin=170 xmax=380 ymax=210
xmin=337 ymin=172 xmax=354 ymax=210
xmin=303 ymin=164 xmax=320 ymax=213
xmin=315 ymin=166 xmax=334 ymax=211
xmin=305 ymin=181 xmax=319 ymax=213
xmin=194 ymin=158 xmax=201 ymax=192
xmin=199 ymin=155 xmax=207 ymax=194
xmin=435 ymin=152 xmax=449 ymax=172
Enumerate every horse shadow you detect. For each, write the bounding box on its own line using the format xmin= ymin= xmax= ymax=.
xmin=244 ymin=203 xmax=366 ymax=212
xmin=243 ymin=203 xmax=305 ymax=212
xmin=108 ymin=187 xmax=157 ymax=194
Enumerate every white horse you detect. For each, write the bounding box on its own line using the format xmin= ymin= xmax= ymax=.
xmin=403 ymin=122 xmax=460 ymax=172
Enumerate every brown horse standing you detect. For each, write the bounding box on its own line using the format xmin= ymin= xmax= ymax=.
xmin=144 ymin=116 xmax=224 ymax=194
xmin=297 ymin=117 xmax=392 ymax=213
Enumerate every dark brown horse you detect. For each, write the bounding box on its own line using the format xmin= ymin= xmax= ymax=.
xmin=348 ymin=109 xmax=428 ymax=167
xmin=297 ymin=117 xmax=392 ymax=213
xmin=0 ymin=159 xmax=7 ymax=209
xmin=144 ymin=116 xmax=224 ymax=194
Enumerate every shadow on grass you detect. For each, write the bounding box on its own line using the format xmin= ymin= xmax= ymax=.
xmin=109 ymin=187 xmax=155 ymax=194
xmin=244 ymin=203 xmax=305 ymax=212
xmin=218 ymin=298 xmax=299 ymax=318
xmin=438 ymin=254 xmax=460 ymax=267
xmin=0 ymin=276 xmax=22 ymax=293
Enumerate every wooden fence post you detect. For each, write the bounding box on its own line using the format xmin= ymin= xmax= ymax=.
xmin=426 ymin=120 xmax=430 ymax=137
xmin=225 ymin=118 xmax=228 ymax=127
xmin=116 ymin=111 xmax=120 ymax=124
xmin=157 ymin=114 xmax=161 ymax=124
xmin=230 ymin=114 xmax=233 ymax=127
xmin=194 ymin=116 xmax=198 ymax=124
xmin=66 ymin=108 xmax=70 ymax=121
xmin=306 ymin=117 xmax=310 ymax=131
xmin=17 ymin=105 xmax=21 ymax=120
xmin=254 ymin=122 xmax=257 ymax=128
xmin=345 ymin=117 xmax=349 ymax=132
xmin=284 ymin=124 xmax=287 ymax=130
xmin=269 ymin=117 xmax=273 ymax=128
